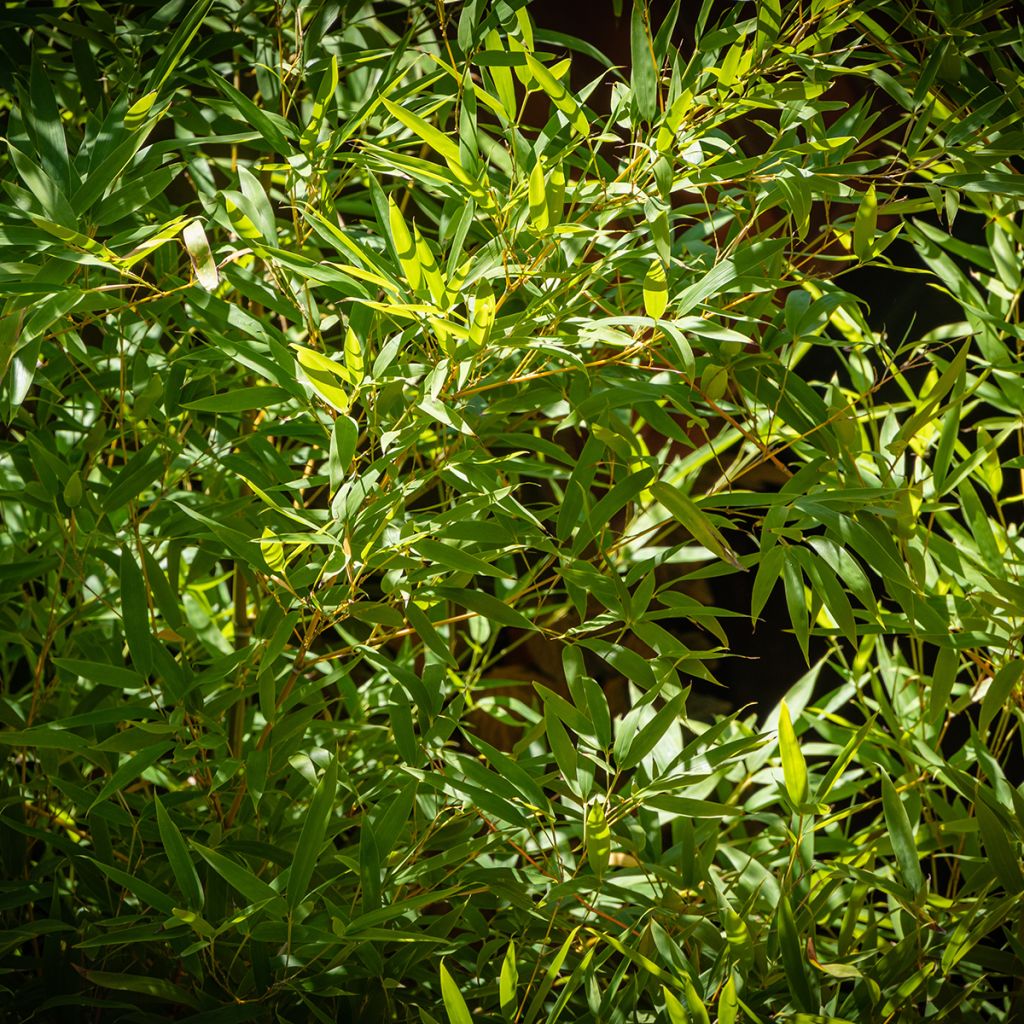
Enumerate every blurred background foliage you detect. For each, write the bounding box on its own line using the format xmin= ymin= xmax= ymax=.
xmin=1 ymin=0 xmax=1024 ymax=1020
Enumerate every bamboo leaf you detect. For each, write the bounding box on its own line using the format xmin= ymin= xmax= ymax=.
xmin=975 ymin=798 xmax=1024 ymax=893
xmin=120 ymin=547 xmax=152 ymax=677
xmin=778 ymin=699 xmax=809 ymax=807
xmin=585 ymin=799 xmax=612 ymax=880
xmin=80 ymin=970 xmax=198 ymax=1009
xmin=191 ymin=842 xmax=282 ymax=908
xmin=523 ymin=52 xmax=589 ymax=135
xmin=880 ymin=769 xmax=924 ymax=894
xmin=643 ymin=259 xmax=668 ymax=319
xmin=652 ymin=482 xmax=743 ymax=569
xmin=182 ymin=219 xmax=219 ymax=291
xmin=499 ymin=941 xmax=518 ymax=1022
xmin=630 ymin=1 xmax=658 ymax=123
xmin=776 ymin=893 xmax=815 ymax=1012
xmin=854 ymin=185 xmax=877 ymax=260
xmin=440 ymin=962 xmax=473 ymax=1024
xmin=528 ymin=157 xmax=548 ymax=232
xmin=154 ymin=796 xmax=204 ymax=911
xmin=387 ymin=195 xmax=421 ymax=293
xmin=287 ymin=754 xmax=338 ymax=910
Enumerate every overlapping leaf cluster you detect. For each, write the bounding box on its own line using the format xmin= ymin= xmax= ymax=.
xmin=1 ymin=0 xmax=1023 ymax=1020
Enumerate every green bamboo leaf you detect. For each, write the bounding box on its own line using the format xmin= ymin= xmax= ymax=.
xmin=389 ymin=684 xmax=419 ymax=764
xmin=616 ymin=691 xmax=686 ymax=770
xmin=210 ymin=74 xmax=291 ymax=153
xmin=440 ymin=962 xmax=473 ymax=1024
xmin=958 ymin=476 xmax=1001 ymax=574
xmin=980 ymin=660 xmax=1023 ymax=735
xmin=387 ymin=195 xmax=421 ymax=293
xmin=585 ymin=799 xmax=612 ymax=880
xmin=854 ymin=185 xmax=877 ymax=260
xmin=224 ymin=192 xmax=264 ymax=242
xmin=80 ymin=970 xmax=198 ymax=1009
xmin=154 ymin=795 xmax=204 ymax=911
xmin=499 ymin=941 xmax=518 ymax=1022
xmin=928 ymin=646 xmax=959 ymax=725
xmin=287 ymin=754 xmax=338 ymax=910
xmin=643 ymin=259 xmax=668 ymax=319
xmin=191 ymin=842 xmax=282 ymax=908
xmin=588 ymin=467 xmax=654 ymax=538
xmin=294 ymin=345 xmax=349 ymax=413
xmin=776 ymin=892 xmax=815 ymax=1012
xmin=146 ymin=0 xmax=215 ymax=93
xmin=528 ymin=157 xmax=548 ymax=232
xmin=183 ymin=387 xmax=290 ymax=413
xmin=120 ymin=547 xmax=152 ymax=677
xmin=382 ymin=96 xmax=462 ymax=168
xmin=63 ymin=471 xmax=83 ymax=508
xmin=7 ymin=142 xmax=76 ymax=226
xmin=508 ymin=12 xmax=535 ymax=86
xmin=27 ymin=57 xmax=70 ymax=191
xmin=545 ymin=703 xmax=578 ymax=783
xmin=405 ymin=600 xmax=457 ymax=667
xmin=343 ymin=326 xmax=365 ymax=385
xmin=664 ymin=986 xmax=688 ymax=1024
xmin=799 ymin=549 xmax=857 ymax=645
xmin=644 ymin=795 xmax=742 ymax=817
xmin=237 ymin=165 xmax=277 ymax=244
xmin=522 ymin=927 xmax=579 ymax=1024
xmin=651 ymin=481 xmax=743 ymax=569
xmin=630 ymin=1 xmax=658 ymax=123
xmin=415 ymin=538 xmax=514 ymax=579
xmin=182 ymin=219 xmax=219 ymax=291
xmin=523 ymin=52 xmax=589 ymax=135
xmin=782 ymin=551 xmax=810 ymax=664
xmin=0 ymin=727 xmax=88 ymax=751
xmin=88 ymin=741 xmax=176 ymax=811
xmin=684 ymin=977 xmax=711 ymax=1024
xmin=88 ymin=858 xmax=176 ymax=915
xmin=302 ymin=54 xmax=339 ymax=147
xmin=359 ymin=819 xmax=382 ymax=912
xmin=124 ymin=91 xmax=160 ymax=131
xmin=467 ymin=282 xmax=496 ymax=350
xmin=815 ymin=714 xmax=876 ymax=803
xmin=751 ymin=544 xmax=784 ymax=620
xmin=724 ymin=909 xmax=754 ymax=969
xmin=755 ymin=0 xmax=784 ymax=50
xmin=778 ymin=699 xmax=809 ymax=807
xmin=329 ymin=415 xmax=359 ymax=489
xmin=547 ymin=162 xmax=566 ymax=226
xmin=975 ymin=798 xmax=1024 ymax=893
xmin=414 ymin=224 xmax=447 ymax=305
xmin=879 ymin=769 xmax=924 ymax=893
xmin=485 ymin=30 xmax=517 ymax=119
xmin=260 ymin=527 xmax=285 ymax=573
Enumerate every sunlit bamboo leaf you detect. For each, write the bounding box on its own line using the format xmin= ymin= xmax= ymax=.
xmin=182 ymin=219 xmax=219 ymax=291
xmin=499 ymin=942 xmax=518 ymax=1022
xmin=778 ymin=699 xmax=809 ymax=807
xmin=523 ymin=52 xmax=589 ymax=135
xmin=528 ymin=157 xmax=548 ymax=232
xmin=643 ymin=259 xmax=668 ymax=319
xmin=585 ymin=798 xmax=612 ymax=880
xmin=652 ymin=481 xmax=743 ymax=569
xmin=440 ymin=962 xmax=473 ymax=1024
